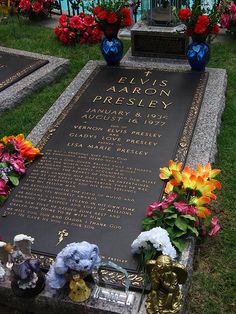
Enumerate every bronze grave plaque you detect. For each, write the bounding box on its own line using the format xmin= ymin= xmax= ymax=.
xmin=0 ymin=51 xmax=49 ymax=92
xmin=0 ymin=66 xmax=208 ymax=287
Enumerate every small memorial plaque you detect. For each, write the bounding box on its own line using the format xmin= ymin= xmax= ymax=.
xmin=0 ymin=66 xmax=208 ymax=287
xmin=0 ymin=51 xmax=49 ymax=92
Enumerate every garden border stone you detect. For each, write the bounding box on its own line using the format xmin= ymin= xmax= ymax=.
xmin=0 ymin=57 xmax=227 ymax=314
xmin=0 ymin=46 xmax=70 ymax=112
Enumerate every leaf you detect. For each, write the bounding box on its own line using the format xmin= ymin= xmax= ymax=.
xmin=175 ymin=217 xmax=188 ymax=231
xmin=166 ymin=214 xmax=177 ymax=219
xmin=187 ymin=225 xmax=199 ymax=236
xmin=163 ymin=207 xmax=175 ymax=214
xmin=182 ymin=214 xmax=196 ymax=221
xmin=172 ymin=238 xmax=186 ymax=252
xmin=165 ymin=219 xmax=175 ymax=227
xmin=8 ymin=176 xmax=19 ymax=186
xmin=173 ymin=230 xmax=186 ymax=238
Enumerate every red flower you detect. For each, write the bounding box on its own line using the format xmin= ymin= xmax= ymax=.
xmin=70 ymin=16 xmax=83 ymax=29
xmin=107 ymin=12 xmax=118 ymax=24
xmin=120 ymin=7 xmax=131 ymax=17
xmin=32 ymin=1 xmax=43 ymax=13
xmin=194 ymin=16 xmax=210 ymax=34
xmin=122 ymin=16 xmax=132 ymax=26
xmin=54 ymin=27 xmax=62 ymax=36
xmin=79 ymin=12 xmax=85 ymax=18
xmin=97 ymin=10 xmax=107 ymax=20
xmin=211 ymin=24 xmax=220 ymax=33
xmin=92 ymin=5 xmax=102 ymax=15
xmin=179 ymin=8 xmax=192 ymax=20
xmin=19 ymin=0 xmax=31 ymax=11
xmin=59 ymin=14 xmax=68 ymax=27
xmin=83 ymin=14 xmax=95 ymax=27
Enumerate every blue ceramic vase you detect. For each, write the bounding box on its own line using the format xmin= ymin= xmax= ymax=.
xmin=100 ymin=22 xmax=123 ymax=66
xmin=187 ymin=38 xmax=210 ymax=71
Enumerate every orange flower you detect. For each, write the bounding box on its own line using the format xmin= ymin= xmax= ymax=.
xmin=0 ymin=134 xmax=42 ymax=161
xmin=160 ymin=160 xmax=182 ymax=180
xmin=197 ymin=206 xmax=211 ymax=218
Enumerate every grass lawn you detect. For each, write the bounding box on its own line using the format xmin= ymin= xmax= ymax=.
xmin=0 ymin=17 xmax=236 ymax=314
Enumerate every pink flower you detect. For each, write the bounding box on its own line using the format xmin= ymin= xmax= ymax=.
xmin=0 ymin=179 xmax=9 ymax=197
xmin=230 ymin=2 xmax=236 ymax=12
xmin=162 ymin=192 xmax=177 ymax=209
xmin=208 ymin=217 xmax=220 ymax=236
xmin=174 ymin=201 xmax=197 ymax=215
xmin=220 ymin=13 xmax=230 ymax=28
xmin=11 ymin=157 xmax=26 ymax=174
xmin=146 ymin=201 xmax=162 ymax=216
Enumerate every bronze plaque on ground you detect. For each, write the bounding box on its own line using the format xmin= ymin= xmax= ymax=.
xmin=131 ymin=31 xmax=188 ymax=59
xmin=0 ymin=51 xmax=49 ymax=92
xmin=0 ymin=66 xmax=207 ymax=287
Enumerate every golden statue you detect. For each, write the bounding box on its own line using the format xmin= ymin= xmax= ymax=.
xmin=68 ymin=273 xmax=91 ymax=302
xmin=145 ymin=255 xmax=188 ymax=314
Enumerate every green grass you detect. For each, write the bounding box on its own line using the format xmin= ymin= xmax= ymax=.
xmin=0 ymin=17 xmax=236 ymax=314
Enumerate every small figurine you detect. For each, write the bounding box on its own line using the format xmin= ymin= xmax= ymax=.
xmin=47 ymin=241 xmax=100 ymax=302
xmin=0 ymin=234 xmax=45 ymax=297
xmin=145 ymin=255 xmax=188 ymax=314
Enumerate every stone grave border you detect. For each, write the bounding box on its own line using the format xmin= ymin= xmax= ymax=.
xmin=0 ymin=59 xmax=227 ymax=314
xmin=0 ymin=46 xmax=70 ymax=112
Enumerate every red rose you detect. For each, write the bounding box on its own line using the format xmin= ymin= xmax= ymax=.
xmin=122 ymin=16 xmax=132 ymax=26
xmin=97 ymin=10 xmax=107 ymax=20
xmin=211 ymin=23 xmax=220 ymax=33
xmin=107 ymin=12 xmax=118 ymax=24
xmin=196 ymin=15 xmax=210 ymax=27
xmin=32 ymin=1 xmax=43 ymax=13
xmin=79 ymin=37 xmax=86 ymax=44
xmin=19 ymin=0 xmax=31 ymax=11
xmin=83 ymin=14 xmax=95 ymax=27
xmin=59 ymin=33 xmax=69 ymax=44
xmin=79 ymin=12 xmax=85 ymax=18
xmin=179 ymin=8 xmax=191 ymax=20
xmin=194 ymin=23 xmax=207 ymax=34
xmin=120 ymin=7 xmax=131 ymax=18
xmin=70 ymin=16 xmax=83 ymax=29
xmin=59 ymin=14 xmax=68 ymax=27
xmin=92 ymin=5 xmax=102 ymax=16
xmin=54 ymin=27 xmax=62 ymax=37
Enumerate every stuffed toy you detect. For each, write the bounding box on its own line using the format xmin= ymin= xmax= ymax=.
xmin=47 ymin=241 xmax=101 ymax=290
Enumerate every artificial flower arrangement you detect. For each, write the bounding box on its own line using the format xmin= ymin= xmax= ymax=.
xmin=217 ymin=0 xmax=236 ymax=34
xmin=0 ymin=134 xmax=41 ymax=203
xmin=17 ymin=0 xmax=55 ymax=19
xmin=86 ymin=0 xmax=133 ymax=36
xmin=54 ymin=13 xmax=102 ymax=45
xmin=141 ymin=160 xmax=221 ymax=253
xmin=177 ymin=0 xmax=220 ymax=41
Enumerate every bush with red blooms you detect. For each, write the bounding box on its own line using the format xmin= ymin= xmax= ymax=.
xmin=54 ymin=13 xmax=102 ymax=45
xmin=17 ymin=0 xmax=54 ymax=19
xmin=177 ymin=0 xmax=220 ymax=39
xmin=217 ymin=0 xmax=236 ymax=34
xmin=88 ymin=0 xmax=132 ymax=30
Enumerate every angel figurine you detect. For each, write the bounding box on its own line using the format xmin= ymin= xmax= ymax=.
xmin=0 ymin=234 xmax=45 ymax=297
xmin=145 ymin=255 xmax=188 ymax=314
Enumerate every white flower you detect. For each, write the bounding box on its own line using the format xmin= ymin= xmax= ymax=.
xmin=131 ymin=227 xmax=177 ymax=260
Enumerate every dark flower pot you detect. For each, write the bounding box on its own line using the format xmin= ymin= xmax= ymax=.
xmin=187 ymin=35 xmax=210 ymax=71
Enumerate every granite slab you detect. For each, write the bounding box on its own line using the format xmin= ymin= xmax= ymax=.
xmin=0 ymin=46 xmax=70 ymax=112
xmin=0 ymin=56 xmax=227 ymax=314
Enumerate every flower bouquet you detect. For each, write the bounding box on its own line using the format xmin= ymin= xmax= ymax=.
xmin=87 ymin=0 xmax=133 ymax=37
xmin=0 ymin=134 xmax=41 ymax=203
xmin=142 ymin=160 xmax=221 ymax=252
xmin=218 ymin=0 xmax=236 ymax=35
xmin=54 ymin=13 xmax=102 ymax=45
xmin=177 ymin=0 xmax=220 ymax=42
xmin=17 ymin=0 xmax=55 ymax=20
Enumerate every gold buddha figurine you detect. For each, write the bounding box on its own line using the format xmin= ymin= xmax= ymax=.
xmin=145 ymin=255 xmax=188 ymax=314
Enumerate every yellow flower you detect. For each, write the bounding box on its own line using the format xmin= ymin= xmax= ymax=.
xmin=160 ymin=160 xmax=182 ymax=180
